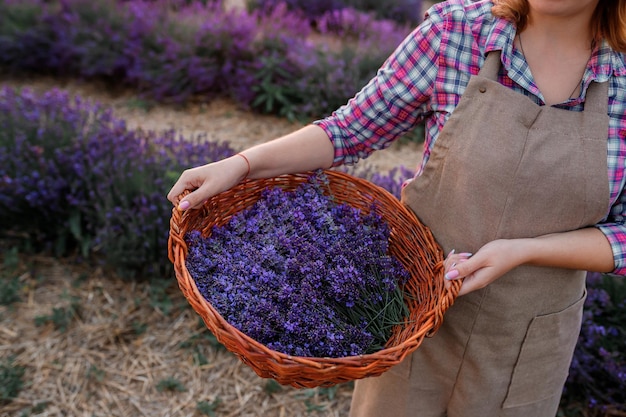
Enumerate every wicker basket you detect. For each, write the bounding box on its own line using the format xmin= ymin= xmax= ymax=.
xmin=168 ymin=170 xmax=460 ymax=388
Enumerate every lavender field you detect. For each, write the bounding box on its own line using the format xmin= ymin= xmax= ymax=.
xmin=0 ymin=1 xmax=624 ymax=416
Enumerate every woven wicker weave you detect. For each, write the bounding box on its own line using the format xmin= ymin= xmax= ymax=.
xmin=168 ymin=170 xmax=460 ymax=388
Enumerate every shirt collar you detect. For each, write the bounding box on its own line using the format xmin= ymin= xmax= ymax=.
xmin=588 ymin=38 xmax=626 ymax=81
xmin=482 ymin=18 xmax=539 ymax=96
xmin=483 ymin=17 xmax=516 ymax=69
xmin=482 ymin=16 xmax=626 ymax=103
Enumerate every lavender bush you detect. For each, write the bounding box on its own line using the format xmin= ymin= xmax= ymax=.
xmin=48 ymin=0 xmax=138 ymax=80
xmin=560 ymin=273 xmax=626 ymax=416
xmin=250 ymin=0 xmax=344 ymax=19
xmin=124 ymin=1 xmax=262 ymax=103
xmin=0 ymin=0 xmax=412 ymax=119
xmin=249 ymin=0 xmax=423 ymax=26
xmin=242 ymin=4 xmax=317 ymax=119
xmin=286 ymin=27 xmax=408 ymax=119
xmin=0 ymin=86 xmax=234 ymax=277
xmin=186 ymin=172 xmax=411 ymax=357
xmin=0 ymin=0 xmax=57 ymax=72
xmin=0 ymin=84 xmax=411 ymax=277
xmin=246 ymin=4 xmax=412 ymax=119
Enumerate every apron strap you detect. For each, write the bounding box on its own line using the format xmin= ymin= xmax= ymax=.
xmin=479 ymin=50 xmax=609 ymax=116
xmin=584 ymin=81 xmax=609 ymax=115
xmin=478 ymin=51 xmax=502 ymax=81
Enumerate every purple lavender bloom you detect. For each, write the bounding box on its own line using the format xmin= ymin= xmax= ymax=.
xmin=186 ymin=171 xmax=410 ymax=358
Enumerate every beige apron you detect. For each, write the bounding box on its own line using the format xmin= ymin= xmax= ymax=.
xmin=349 ymin=51 xmax=610 ymax=417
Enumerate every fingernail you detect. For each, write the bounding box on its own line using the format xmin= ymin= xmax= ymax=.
xmin=445 ymin=270 xmax=460 ymax=280
xmin=451 ymin=262 xmax=456 ymax=268
xmin=459 ymin=252 xmax=473 ymax=257
xmin=448 ymin=249 xmax=456 ymax=257
xmin=178 ymin=200 xmax=190 ymax=211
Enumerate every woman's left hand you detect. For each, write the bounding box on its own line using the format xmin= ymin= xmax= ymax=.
xmin=444 ymin=229 xmax=616 ymax=296
xmin=444 ymin=239 xmax=527 ymax=296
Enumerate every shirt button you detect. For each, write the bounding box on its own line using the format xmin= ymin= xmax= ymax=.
xmin=479 ymin=86 xmax=487 ymax=93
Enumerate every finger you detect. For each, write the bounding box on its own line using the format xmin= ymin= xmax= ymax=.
xmin=458 ymin=275 xmax=485 ymax=296
xmin=447 ymin=267 xmax=476 ymax=296
xmin=444 ymin=255 xmax=478 ymax=280
xmin=444 ymin=268 xmax=460 ymax=280
xmin=443 ymin=252 xmax=472 ymax=272
xmin=458 ymin=281 xmax=473 ymax=297
xmin=445 ymin=250 xmax=474 ymax=262
xmin=177 ymin=186 xmax=210 ymax=211
xmin=444 ymin=260 xmax=468 ymax=292
xmin=167 ymin=177 xmax=195 ymax=205
xmin=445 ymin=262 xmax=467 ymax=280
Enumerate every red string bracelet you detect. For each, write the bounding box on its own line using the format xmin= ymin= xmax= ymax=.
xmin=237 ymin=153 xmax=251 ymax=180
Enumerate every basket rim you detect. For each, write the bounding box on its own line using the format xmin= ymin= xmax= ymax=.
xmin=168 ymin=170 xmax=460 ymax=386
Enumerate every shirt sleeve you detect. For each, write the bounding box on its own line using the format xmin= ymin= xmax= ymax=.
xmin=313 ymin=8 xmax=446 ymax=167
xmin=597 ymin=211 xmax=626 ymax=276
xmin=597 ymin=123 xmax=626 ymax=276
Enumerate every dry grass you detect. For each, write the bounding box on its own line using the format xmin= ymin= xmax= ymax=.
xmin=0 ymin=255 xmax=354 ymax=416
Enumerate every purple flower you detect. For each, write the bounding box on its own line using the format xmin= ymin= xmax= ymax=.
xmin=186 ymin=171 xmax=410 ymax=358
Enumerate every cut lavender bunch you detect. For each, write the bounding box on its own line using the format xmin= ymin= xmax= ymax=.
xmin=185 ymin=171 xmax=410 ymax=358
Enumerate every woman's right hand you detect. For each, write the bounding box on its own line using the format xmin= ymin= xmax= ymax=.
xmin=166 ymin=154 xmax=250 ymax=211
xmin=167 ymin=125 xmax=335 ymax=211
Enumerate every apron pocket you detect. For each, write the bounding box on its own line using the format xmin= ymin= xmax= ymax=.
xmin=503 ymin=289 xmax=586 ymax=409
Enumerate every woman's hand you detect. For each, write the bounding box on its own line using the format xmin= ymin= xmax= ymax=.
xmin=443 ymin=240 xmax=527 ymax=296
xmin=443 ymin=228 xmax=615 ymax=296
xmin=167 ymin=125 xmax=336 ymax=211
xmin=167 ymin=154 xmax=249 ymax=211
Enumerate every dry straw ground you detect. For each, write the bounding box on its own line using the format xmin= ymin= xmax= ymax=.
xmin=0 ymin=254 xmax=355 ymax=417
xmin=0 ymin=67 xmax=421 ymax=417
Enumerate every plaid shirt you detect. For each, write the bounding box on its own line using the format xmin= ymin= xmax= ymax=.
xmin=314 ymin=0 xmax=626 ymax=274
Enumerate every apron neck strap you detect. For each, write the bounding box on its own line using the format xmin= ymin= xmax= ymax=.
xmin=479 ymin=50 xmax=608 ymax=115
xmin=584 ymin=81 xmax=609 ymax=115
xmin=478 ymin=51 xmax=502 ymax=81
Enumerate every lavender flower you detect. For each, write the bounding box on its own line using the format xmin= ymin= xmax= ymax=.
xmin=186 ymin=172 xmax=410 ymax=358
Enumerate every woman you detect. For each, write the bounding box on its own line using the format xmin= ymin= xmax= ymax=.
xmin=168 ymin=0 xmax=626 ymax=415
